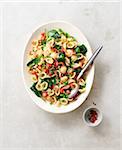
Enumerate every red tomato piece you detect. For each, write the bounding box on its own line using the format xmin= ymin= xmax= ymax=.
xmin=60 ymin=88 xmax=64 ymax=93
xmin=54 ymin=60 xmax=58 ymax=67
xmin=40 ymin=32 xmax=46 ymax=40
xmin=42 ymin=92 xmax=48 ymax=97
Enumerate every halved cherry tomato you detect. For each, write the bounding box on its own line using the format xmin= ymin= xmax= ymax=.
xmin=60 ymin=88 xmax=64 ymax=93
xmin=37 ymin=65 xmax=41 ymax=70
xmin=42 ymin=92 xmax=48 ymax=97
xmin=32 ymin=72 xmax=38 ymax=79
xmin=40 ymin=32 xmax=46 ymax=40
xmin=44 ymin=69 xmax=49 ymax=74
xmin=47 ymin=63 xmax=52 ymax=68
xmin=54 ymin=60 xmax=58 ymax=67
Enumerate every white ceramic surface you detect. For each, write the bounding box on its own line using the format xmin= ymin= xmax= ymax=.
xmin=82 ymin=106 xmax=103 ymax=127
xmin=22 ymin=21 xmax=94 ymax=113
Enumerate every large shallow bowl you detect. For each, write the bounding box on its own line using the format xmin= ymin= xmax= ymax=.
xmin=22 ymin=21 xmax=95 ymax=114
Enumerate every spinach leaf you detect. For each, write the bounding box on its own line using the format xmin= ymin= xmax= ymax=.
xmin=75 ymin=44 xmax=87 ymax=55
xmin=64 ymin=81 xmax=68 ymax=86
xmin=54 ymin=44 xmax=61 ymax=50
xmin=41 ymin=40 xmax=46 ymax=45
xmin=58 ymin=93 xmax=68 ymax=99
xmin=30 ymin=83 xmax=41 ymax=97
xmin=27 ymin=56 xmax=42 ymax=67
xmin=80 ymin=83 xmax=86 ymax=89
xmin=58 ymin=53 xmax=65 ymax=62
xmin=48 ymin=29 xmax=61 ymax=39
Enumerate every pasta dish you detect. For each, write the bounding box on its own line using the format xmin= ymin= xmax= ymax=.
xmin=27 ymin=29 xmax=88 ymax=106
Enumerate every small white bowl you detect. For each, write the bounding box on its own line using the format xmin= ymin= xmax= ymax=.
xmin=82 ymin=107 xmax=103 ymax=127
xmin=22 ymin=21 xmax=95 ymax=114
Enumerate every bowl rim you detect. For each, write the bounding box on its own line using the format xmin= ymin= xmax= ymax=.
xmin=82 ymin=106 xmax=103 ymax=127
xmin=21 ymin=20 xmax=95 ymax=114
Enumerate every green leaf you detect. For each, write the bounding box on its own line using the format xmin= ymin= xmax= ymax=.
xmin=48 ymin=29 xmax=61 ymax=39
xmin=80 ymin=83 xmax=86 ymax=89
xmin=41 ymin=40 xmax=46 ymax=45
xmin=58 ymin=53 xmax=65 ymax=62
xmin=30 ymin=83 xmax=41 ymax=97
xmin=54 ymin=44 xmax=61 ymax=50
xmin=59 ymin=93 xmax=68 ymax=98
xmin=27 ymin=56 xmax=42 ymax=67
xmin=64 ymin=81 xmax=68 ymax=86
xmin=75 ymin=44 xmax=87 ymax=55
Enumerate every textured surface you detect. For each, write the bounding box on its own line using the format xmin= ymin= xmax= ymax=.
xmin=0 ymin=2 xmax=120 ymax=150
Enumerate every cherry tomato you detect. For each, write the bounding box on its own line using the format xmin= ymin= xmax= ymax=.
xmin=37 ymin=65 xmax=41 ymax=70
xmin=54 ymin=60 xmax=58 ymax=67
xmin=60 ymin=88 xmax=64 ymax=93
xmin=47 ymin=63 xmax=52 ymax=68
xmin=40 ymin=32 xmax=46 ymax=40
xmin=42 ymin=92 xmax=48 ymax=97
xmin=32 ymin=72 xmax=38 ymax=79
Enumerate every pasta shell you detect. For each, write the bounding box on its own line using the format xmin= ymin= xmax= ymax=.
xmin=68 ymin=79 xmax=75 ymax=84
xmin=73 ymin=63 xmax=80 ymax=68
xmin=45 ymin=57 xmax=54 ymax=64
xmin=67 ymin=41 xmax=75 ymax=48
xmin=54 ymin=86 xmax=60 ymax=96
xmin=55 ymin=101 xmax=61 ymax=107
xmin=47 ymin=89 xmax=55 ymax=96
xmin=79 ymin=88 xmax=86 ymax=93
xmin=31 ymin=75 xmax=38 ymax=83
xmin=65 ymin=49 xmax=73 ymax=57
xmin=39 ymin=72 xmax=47 ymax=79
xmin=48 ymin=38 xmax=55 ymax=47
xmin=60 ymin=66 xmax=67 ymax=74
xmin=35 ymin=82 xmax=42 ymax=91
xmin=41 ymin=81 xmax=48 ymax=91
xmin=67 ymin=68 xmax=73 ymax=73
xmin=70 ymin=82 xmax=78 ymax=89
xmin=71 ymin=55 xmax=77 ymax=62
xmin=70 ymin=72 xmax=76 ymax=79
xmin=60 ymin=98 xmax=68 ymax=105
xmin=65 ymin=57 xmax=70 ymax=66
xmin=60 ymin=76 xmax=68 ymax=83
xmin=68 ymin=98 xmax=74 ymax=102
xmin=61 ymin=34 xmax=67 ymax=43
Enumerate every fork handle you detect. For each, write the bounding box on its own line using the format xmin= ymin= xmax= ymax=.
xmin=77 ymin=45 xmax=103 ymax=80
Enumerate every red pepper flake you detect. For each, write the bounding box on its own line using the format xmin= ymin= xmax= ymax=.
xmin=88 ymin=110 xmax=98 ymax=123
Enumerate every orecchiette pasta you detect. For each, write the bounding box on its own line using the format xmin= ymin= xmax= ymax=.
xmin=60 ymin=98 xmax=68 ymax=105
xmin=60 ymin=66 xmax=67 ymax=74
xmin=36 ymin=81 xmax=42 ymax=91
xmin=41 ymin=82 xmax=48 ymax=90
xmin=45 ymin=57 xmax=54 ymax=64
xmin=79 ymin=88 xmax=86 ymax=93
xmin=54 ymin=86 xmax=60 ymax=96
xmin=39 ymin=72 xmax=47 ymax=79
xmin=27 ymin=28 xmax=88 ymax=106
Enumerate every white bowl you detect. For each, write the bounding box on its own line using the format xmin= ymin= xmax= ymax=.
xmin=82 ymin=107 xmax=103 ymax=127
xmin=22 ymin=21 xmax=95 ymax=114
